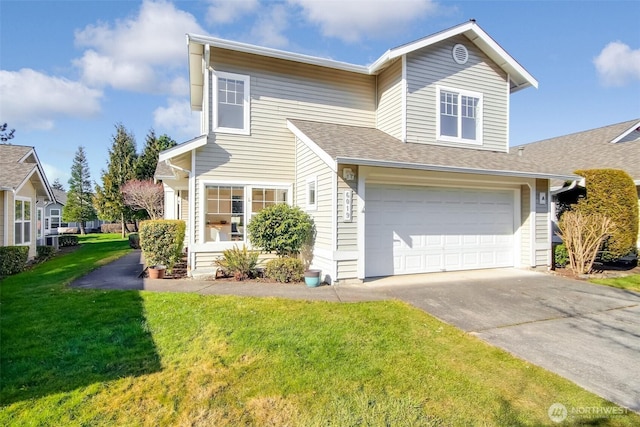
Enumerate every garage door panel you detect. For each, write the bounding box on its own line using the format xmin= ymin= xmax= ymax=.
xmin=366 ymin=185 xmax=515 ymax=277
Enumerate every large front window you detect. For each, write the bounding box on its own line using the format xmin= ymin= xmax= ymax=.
xmin=215 ymin=72 xmax=250 ymax=135
xmin=14 ymin=198 xmax=31 ymax=245
xmin=205 ymin=185 xmax=288 ymax=243
xmin=437 ymin=86 xmax=482 ymax=144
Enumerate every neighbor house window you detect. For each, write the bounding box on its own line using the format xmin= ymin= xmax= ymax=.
xmin=215 ymin=71 xmax=250 ymax=135
xmin=50 ymin=208 xmax=60 ymax=230
xmin=204 ymin=184 xmax=288 ymax=243
xmin=437 ymin=86 xmax=482 ymax=144
xmin=306 ymin=177 xmax=317 ymax=211
xmin=14 ymin=198 xmax=31 ymax=245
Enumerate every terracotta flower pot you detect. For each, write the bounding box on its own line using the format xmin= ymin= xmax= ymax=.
xmin=148 ymin=265 xmax=166 ymax=279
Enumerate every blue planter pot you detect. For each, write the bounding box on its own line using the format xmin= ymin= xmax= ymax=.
xmin=304 ymin=270 xmax=321 ymax=287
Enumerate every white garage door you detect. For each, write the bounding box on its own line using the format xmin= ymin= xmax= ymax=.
xmin=365 ymin=185 xmax=515 ymax=277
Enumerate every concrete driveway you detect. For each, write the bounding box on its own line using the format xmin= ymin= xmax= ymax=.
xmin=369 ymin=269 xmax=640 ymax=412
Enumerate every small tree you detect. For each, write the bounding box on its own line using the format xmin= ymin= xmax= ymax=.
xmin=557 ymin=211 xmax=614 ymax=275
xmin=51 ymin=178 xmax=65 ymax=191
xmin=122 ymin=179 xmax=164 ymax=220
xmin=63 ymin=146 xmax=97 ymax=235
xmin=247 ymin=204 xmax=314 ymax=257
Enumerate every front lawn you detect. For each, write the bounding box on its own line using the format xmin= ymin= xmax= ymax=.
xmin=590 ymin=274 xmax=640 ymax=292
xmin=1 ymin=235 xmax=638 ymax=425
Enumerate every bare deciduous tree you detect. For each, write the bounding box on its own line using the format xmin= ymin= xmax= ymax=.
xmin=122 ymin=179 xmax=164 ymax=220
xmin=557 ymin=211 xmax=614 ymax=275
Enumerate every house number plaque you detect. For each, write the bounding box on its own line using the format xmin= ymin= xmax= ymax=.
xmin=344 ymin=190 xmax=352 ymax=222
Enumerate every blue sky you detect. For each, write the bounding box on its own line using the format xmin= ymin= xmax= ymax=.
xmin=1 ymin=0 xmax=639 ymax=186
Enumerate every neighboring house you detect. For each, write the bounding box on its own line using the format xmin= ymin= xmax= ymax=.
xmin=41 ymin=188 xmax=104 ymax=235
xmin=514 ymin=119 xmax=640 ymax=248
xmin=0 ymin=144 xmax=54 ymax=258
xmin=156 ymin=20 xmax=575 ymax=283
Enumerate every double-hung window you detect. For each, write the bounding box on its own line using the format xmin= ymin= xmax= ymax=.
xmin=437 ymin=86 xmax=483 ymax=144
xmin=215 ymin=71 xmax=250 ymax=135
xmin=14 ymin=198 xmax=31 ymax=245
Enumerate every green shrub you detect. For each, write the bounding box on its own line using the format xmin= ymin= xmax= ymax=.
xmin=36 ymin=245 xmax=56 ymax=262
xmin=214 ymin=245 xmax=260 ymax=281
xmin=554 ymin=243 xmax=569 ymax=268
xmin=574 ymin=169 xmax=639 ymax=260
xmin=248 ymin=204 xmax=314 ymax=257
xmin=265 ymin=257 xmax=304 ymax=283
xmin=139 ymin=220 xmax=186 ymax=272
xmin=0 ymin=246 xmax=29 ymax=277
xmin=59 ymin=235 xmax=79 ymax=247
xmin=128 ymin=233 xmax=140 ymax=249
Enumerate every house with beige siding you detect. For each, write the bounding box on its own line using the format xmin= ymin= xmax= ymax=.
xmin=0 ymin=145 xmax=54 ymax=258
xmin=157 ymin=20 xmax=575 ymax=283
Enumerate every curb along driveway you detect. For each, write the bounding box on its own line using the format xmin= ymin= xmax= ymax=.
xmin=370 ymin=269 xmax=640 ymax=413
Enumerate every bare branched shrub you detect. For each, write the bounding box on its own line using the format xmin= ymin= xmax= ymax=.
xmin=557 ymin=211 xmax=614 ymax=275
xmin=122 ymin=179 xmax=164 ymax=220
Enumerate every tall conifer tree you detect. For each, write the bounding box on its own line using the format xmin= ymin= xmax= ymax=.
xmin=63 ymin=146 xmax=97 ymax=235
xmin=135 ymin=130 xmax=177 ymax=180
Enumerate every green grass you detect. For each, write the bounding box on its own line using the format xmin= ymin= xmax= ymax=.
xmin=590 ymin=274 xmax=640 ymax=292
xmin=1 ymin=235 xmax=638 ymax=426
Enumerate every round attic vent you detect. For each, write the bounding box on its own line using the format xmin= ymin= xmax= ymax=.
xmin=452 ymin=44 xmax=468 ymax=65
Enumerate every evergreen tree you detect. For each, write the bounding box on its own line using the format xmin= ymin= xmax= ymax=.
xmin=135 ymin=130 xmax=177 ymax=180
xmin=94 ymin=124 xmax=138 ymax=237
xmin=63 ymin=146 xmax=97 ymax=235
xmin=51 ymin=178 xmax=65 ymax=191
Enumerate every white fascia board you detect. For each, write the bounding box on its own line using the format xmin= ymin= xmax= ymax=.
xmin=610 ymin=120 xmax=640 ymax=143
xmin=17 ymin=147 xmax=35 ymax=163
xmin=158 ymin=135 xmax=207 ymax=162
xmin=188 ymin=33 xmax=369 ymax=75
xmin=335 ymin=156 xmax=578 ymax=181
xmin=287 ymin=121 xmax=337 ymax=172
xmin=30 ymin=150 xmax=54 ymax=201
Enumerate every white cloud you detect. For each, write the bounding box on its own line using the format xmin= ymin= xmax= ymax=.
xmin=250 ymin=4 xmax=290 ymax=48
xmin=0 ymin=69 xmax=102 ymax=131
xmin=206 ymin=0 xmax=260 ymax=24
xmin=73 ymin=0 xmax=205 ymax=94
xmin=289 ymin=0 xmax=438 ymax=42
xmin=153 ymin=98 xmax=201 ymax=139
xmin=594 ymin=41 xmax=640 ymax=87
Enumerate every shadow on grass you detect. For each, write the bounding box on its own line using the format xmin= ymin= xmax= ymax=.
xmin=0 ymin=241 xmax=161 ymax=406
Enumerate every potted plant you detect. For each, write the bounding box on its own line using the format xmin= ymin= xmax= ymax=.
xmin=304 ymin=269 xmax=321 ymax=287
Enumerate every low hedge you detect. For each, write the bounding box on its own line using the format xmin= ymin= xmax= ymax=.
xmin=139 ymin=220 xmax=186 ymax=272
xmin=36 ymin=245 xmax=56 ymax=261
xmin=265 ymin=257 xmax=304 ymax=283
xmin=59 ymin=235 xmax=79 ymax=247
xmin=128 ymin=233 xmax=140 ymax=249
xmin=0 ymin=246 xmax=29 ymax=277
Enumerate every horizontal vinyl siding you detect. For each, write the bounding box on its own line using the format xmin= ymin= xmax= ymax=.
xmin=376 ymin=59 xmax=403 ymax=139
xmin=295 ymin=138 xmax=333 ymax=251
xmin=405 ymin=35 xmax=509 ymax=152
xmin=337 ymin=259 xmax=358 ymax=280
xmin=337 ymin=164 xmax=358 ymax=253
xmin=535 ymin=179 xmax=550 ymax=267
xmin=520 ymin=184 xmax=531 ymax=267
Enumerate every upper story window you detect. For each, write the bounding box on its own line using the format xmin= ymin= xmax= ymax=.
xmin=436 ymin=86 xmax=483 ymax=145
xmin=214 ymin=71 xmax=250 ymax=135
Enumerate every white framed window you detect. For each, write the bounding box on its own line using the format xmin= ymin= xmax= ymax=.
xmin=436 ymin=86 xmax=483 ymax=145
xmin=306 ymin=177 xmax=317 ymax=211
xmin=14 ymin=198 xmax=31 ymax=245
xmin=203 ymin=183 xmax=289 ymax=244
xmin=214 ymin=71 xmax=250 ymax=135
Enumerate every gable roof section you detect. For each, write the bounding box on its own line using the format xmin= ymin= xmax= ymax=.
xmin=514 ymin=119 xmax=640 ymax=182
xmin=52 ymin=188 xmax=67 ymax=205
xmin=0 ymin=145 xmax=53 ymax=200
xmin=187 ymin=20 xmax=537 ymax=109
xmin=158 ymin=134 xmax=207 ymax=163
xmin=288 ymin=119 xmax=576 ymax=181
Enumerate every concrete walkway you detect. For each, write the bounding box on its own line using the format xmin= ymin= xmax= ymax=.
xmin=70 ymin=252 xmax=640 ymax=412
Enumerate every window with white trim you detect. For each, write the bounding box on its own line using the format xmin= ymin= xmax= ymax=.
xmin=14 ymin=198 xmax=31 ymax=245
xmin=204 ymin=184 xmax=288 ymax=243
xmin=215 ymin=72 xmax=250 ymax=135
xmin=437 ymin=86 xmax=483 ymax=144
xmin=306 ymin=178 xmax=317 ymax=211
xmin=50 ymin=208 xmax=61 ymax=230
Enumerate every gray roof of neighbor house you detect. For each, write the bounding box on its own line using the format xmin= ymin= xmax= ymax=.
xmin=513 ymin=119 xmax=640 ymax=183
xmin=52 ymin=188 xmax=67 ymax=205
xmin=288 ymin=119 xmax=577 ymax=180
xmin=0 ymin=144 xmax=53 ymax=199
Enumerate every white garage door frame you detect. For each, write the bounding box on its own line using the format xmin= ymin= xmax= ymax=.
xmin=360 ymin=180 xmax=521 ymax=278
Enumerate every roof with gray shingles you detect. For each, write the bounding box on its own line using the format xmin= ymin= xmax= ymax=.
xmin=52 ymin=188 xmax=67 ymax=205
xmin=288 ymin=119 xmax=576 ymax=179
xmin=154 ymin=160 xmax=176 ymax=180
xmin=0 ymin=145 xmax=36 ymax=190
xmin=514 ymin=119 xmax=640 ymax=181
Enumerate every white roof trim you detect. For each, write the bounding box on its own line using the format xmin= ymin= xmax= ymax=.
xmin=159 ymin=135 xmax=207 ymax=161
xmin=610 ymin=120 xmax=640 ymax=143
xmin=287 ymin=120 xmax=337 ymax=172
xmin=335 ymin=156 xmax=577 ymax=181
xmin=187 ymin=20 xmax=537 ymax=94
